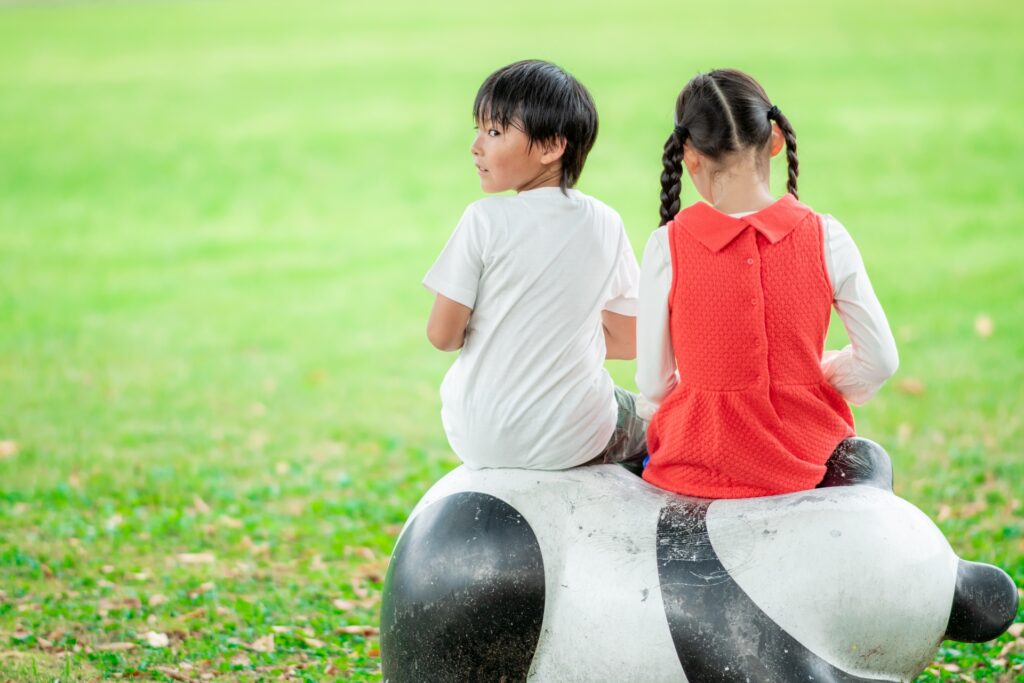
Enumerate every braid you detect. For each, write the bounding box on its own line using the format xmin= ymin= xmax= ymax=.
xmin=659 ymin=128 xmax=685 ymax=226
xmin=771 ymin=108 xmax=799 ymax=199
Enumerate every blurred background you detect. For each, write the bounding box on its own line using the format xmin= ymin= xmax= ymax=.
xmin=1 ymin=0 xmax=1021 ymax=680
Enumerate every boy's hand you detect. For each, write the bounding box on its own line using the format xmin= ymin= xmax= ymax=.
xmin=427 ymin=294 xmax=472 ymax=352
xmin=602 ymin=311 xmax=637 ymax=360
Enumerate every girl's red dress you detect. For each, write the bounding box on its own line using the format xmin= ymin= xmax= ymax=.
xmin=644 ymin=194 xmax=855 ymax=499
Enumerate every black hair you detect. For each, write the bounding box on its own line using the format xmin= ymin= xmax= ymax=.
xmin=473 ymin=60 xmax=598 ymax=192
xmin=659 ymin=68 xmax=799 ymax=226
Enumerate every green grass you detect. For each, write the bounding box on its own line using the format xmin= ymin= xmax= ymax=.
xmin=1 ymin=0 xmax=1022 ymax=680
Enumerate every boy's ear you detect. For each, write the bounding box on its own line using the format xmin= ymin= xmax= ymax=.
xmin=539 ymin=136 xmax=567 ymax=165
xmin=769 ymin=122 xmax=785 ymax=157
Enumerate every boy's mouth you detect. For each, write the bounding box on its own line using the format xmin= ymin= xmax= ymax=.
xmin=475 ymin=164 xmax=488 ymax=175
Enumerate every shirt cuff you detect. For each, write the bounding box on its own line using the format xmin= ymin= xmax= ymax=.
xmin=604 ymin=296 xmax=638 ymax=316
xmin=422 ymin=273 xmax=476 ymax=310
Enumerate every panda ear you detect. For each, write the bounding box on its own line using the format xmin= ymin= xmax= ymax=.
xmin=816 ymin=439 xmax=893 ymax=492
xmin=945 ymin=560 xmax=1019 ymax=643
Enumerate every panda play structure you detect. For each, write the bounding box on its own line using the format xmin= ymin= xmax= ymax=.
xmin=380 ymin=440 xmax=1018 ymax=682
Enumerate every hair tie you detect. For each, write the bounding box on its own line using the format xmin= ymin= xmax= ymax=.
xmin=673 ymin=124 xmax=688 ymax=139
xmin=767 ymin=105 xmax=781 ymax=121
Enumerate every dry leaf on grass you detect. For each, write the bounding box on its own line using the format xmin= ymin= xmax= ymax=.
xmin=896 ymin=423 xmax=913 ymax=445
xmin=894 ymin=378 xmax=925 ymax=396
xmin=95 ymin=642 xmax=136 ymax=652
xmin=1008 ymin=622 xmax=1024 ymax=638
xmin=332 ymin=598 xmax=357 ymax=611
xmin=303 ymin=637 xmax=326 ymax=649
xmin=154 ymin=666 xmax=197 ymax=683
xmin=188 ymin=581 xmax=215 ymax=598
xmin=250 ymin=634 xmax=275 ymax=653
xmin=0 ymin=440 xmax=17 ymax=460
xmin=177 ymin=552 xmax=215 ymax=564
xmin=193 ymin=495 xmax=212 ymax=515
xmin=98 ymin=597 xmax=142 ymax=616
xmin=974 ymin=314 xmax=994 ymax=338
xmin=219 ymin=515 xmax=243 ymax=529
xmin=336 ymin=625 xmax=379 ymax=636
xmin=148 ymin=593 xmax=168 ymax=607
xmin=144 ymin=631 xmax=170 ymax=648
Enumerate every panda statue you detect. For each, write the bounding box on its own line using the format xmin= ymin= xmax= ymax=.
xmin=380 ymin=439 xmax=1018 ymax=682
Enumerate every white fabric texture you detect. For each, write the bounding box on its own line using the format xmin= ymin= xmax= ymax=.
xmin=635 ymin=211 xmax=898 ymax=420
xmin=424 ymin=187 xmax=640 ymax=470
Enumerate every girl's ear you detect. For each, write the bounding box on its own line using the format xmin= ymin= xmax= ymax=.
xmin=682 ymin=142 xmax=701 ymax=175
xmin=769 ymin=122 xmax=785 ymax=157
xmin=540 ymin=136 xmax=567 ymax=165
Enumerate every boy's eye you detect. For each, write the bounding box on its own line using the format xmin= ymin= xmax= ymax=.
xmin=487 ymin=128 xmax=501 ymax=137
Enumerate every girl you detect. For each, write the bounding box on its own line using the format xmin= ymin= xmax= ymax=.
xmin=636 ymin=69 xmax=899 ymax=499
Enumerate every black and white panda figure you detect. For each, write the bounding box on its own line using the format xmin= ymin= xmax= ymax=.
xmin=380 ymin=439 xmax=1018 ymax=682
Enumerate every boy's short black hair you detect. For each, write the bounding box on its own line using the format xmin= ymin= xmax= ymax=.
xmin=473 ymin=60 xmax=598 ymax=191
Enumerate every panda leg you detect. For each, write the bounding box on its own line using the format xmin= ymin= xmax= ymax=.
xmin=657 ymin=501 xmax=888 ymax=682
xmin=380 ymin=492 xmax=545 ymax=683
xmin=817 ymin=438 xmax=893 ymax=491
xmin=945 ymin=559 xmax=1019 ymax=643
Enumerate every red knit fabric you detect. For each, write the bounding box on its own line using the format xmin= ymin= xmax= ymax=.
xmin=643 ymin=194 xmax=855 ymax=499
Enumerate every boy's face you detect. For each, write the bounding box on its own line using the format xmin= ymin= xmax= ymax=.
xmin=471 ymin=119 xmax=561 ymax=193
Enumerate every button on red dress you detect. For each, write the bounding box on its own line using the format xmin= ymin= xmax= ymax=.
xmin=644 ymin=194 xmax=855 ymax=499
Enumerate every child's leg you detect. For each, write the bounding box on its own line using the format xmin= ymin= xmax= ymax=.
xmin=816 ymin=437 xmax=894 ymax=491
xmin=594 ymin=387 xmax=648 ymax=469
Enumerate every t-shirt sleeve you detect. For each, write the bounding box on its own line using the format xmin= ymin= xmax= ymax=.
xmin=603 ymin=222 xmax=641 ymax=316
xmin=635 ymin=228 xmax=677 ymax=411
xmin=422 ymin=203 xmax=487 ymax=309
xmin=819 ymin=214 xmax=899 ymax=405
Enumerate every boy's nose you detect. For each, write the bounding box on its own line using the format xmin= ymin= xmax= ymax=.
xmin=470 ymin=133 xmax=483 ymax=156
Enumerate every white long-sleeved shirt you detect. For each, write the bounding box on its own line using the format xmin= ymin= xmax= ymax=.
xmin=635 ymin=212 xmax=898 ymax=419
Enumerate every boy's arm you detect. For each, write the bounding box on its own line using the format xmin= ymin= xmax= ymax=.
xmin=602 ymin=311 xmax=636 ymax=360
xmin=427 ymin=294 xmax=473 ymax=352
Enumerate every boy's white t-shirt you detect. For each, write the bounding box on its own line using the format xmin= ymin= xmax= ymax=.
xmin=423 ymin=186 xmax=639 ymax=470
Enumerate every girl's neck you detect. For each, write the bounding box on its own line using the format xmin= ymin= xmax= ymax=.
xmin=704 ymin=161 xmax=776 ymax=215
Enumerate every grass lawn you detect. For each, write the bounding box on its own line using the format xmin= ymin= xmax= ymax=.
xmin=1 ymin=0 xmax=1022 ymax=680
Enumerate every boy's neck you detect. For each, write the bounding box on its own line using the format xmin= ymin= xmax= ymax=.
xmin=515 ymin=167 xmax=562 ymax=193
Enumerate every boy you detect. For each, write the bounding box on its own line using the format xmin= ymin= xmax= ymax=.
xmin=424 ymin=60 xmax=646 ymax=470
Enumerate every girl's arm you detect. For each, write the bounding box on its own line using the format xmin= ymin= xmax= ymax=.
xmin=635 ymin=228 xmax=678 ymax=418
xmin=427 ymin=294 xmax=472 ymax=352
xmin=602 ymin=311 xmax=636 ymax=360
xmin=820 ymin=215 xmax=899 ymax=405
